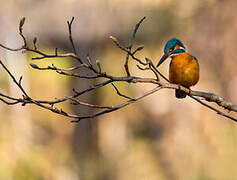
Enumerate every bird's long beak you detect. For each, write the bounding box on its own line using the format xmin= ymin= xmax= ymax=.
xmin=156 ymin=53 xmax=169 ymax=67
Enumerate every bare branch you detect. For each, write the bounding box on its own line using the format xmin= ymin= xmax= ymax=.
xmin=190 ymin=96 xmax=237 ymax=122
xmin=124 ymin=16 xmax=146 ymax=76
xmin=0 ymin=60 xmax=29 ymax=98
xmin=0 ymin=98 xmax=19 ymax=105
xmin=145 ymin=57 xmax=159 ymax=80
xmin=111 ymin=83 xmax=134 ymax=100
xmin=0 ymin=43 xmax=23 ymax=51
xmin=71 ymin=86 xmax=162 ymax=122
xmin=67 ymin=17 xmax=81 ymax=63
xmin=136 ymin=64 xmax=150 ymax=71
xmin=110 ymin=35 xmax=146 ymax=66
xmin=132 ymin=16 xmax=146 ymax=40
xmin=191 ymin=91 xmax=237 ymax=112
xmin=0 ymin=16 xmax=236 ymax=123
xmin=30 ymin=63 xmax=89 ymax=71
xmin=69 ymin=98 xmax=113 ymax=109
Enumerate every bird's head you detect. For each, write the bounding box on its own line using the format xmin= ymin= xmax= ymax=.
xmin=156 ymin=38 xmax=185 ymax=67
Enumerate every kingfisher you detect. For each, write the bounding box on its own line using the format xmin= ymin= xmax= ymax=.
xmin=156 ymin=38 xmax=199 ymax=98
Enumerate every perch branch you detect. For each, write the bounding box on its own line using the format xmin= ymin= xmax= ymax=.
xmin=0 ymin=16 xmax=236 ymax=123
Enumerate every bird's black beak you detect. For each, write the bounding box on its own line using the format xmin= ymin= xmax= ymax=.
xmin=156 ymin=53 xmax=169 ymax=67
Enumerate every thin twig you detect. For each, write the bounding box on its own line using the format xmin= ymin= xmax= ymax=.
xmin=0 ymin=60 xmax=29 ymax=98
xmin=71 ymin=86 xmax=161 ymax=122
xmin=110 ymin=36 xmax=146 ymax=65
xmin=124 ymin=16 xmax=146 ymax=76
xmin=67 ymin=17 xmax=82 ymax=64
xmin=69 ymin=98 xmax=113 ymax=109
xmin=19 ymin=17 xmax=27 ymax=47
xmin=30 ymin=63 xmax=89 ymax=71
xmin=111 ymin=83 xmax=134 ymax=100
xmin=0 ymin=97 xmax=19 ymax=105
xmin=190 ymin=95 xmax=237 ymax=122
xmin=0 ymin=16 xmax=235 ymax=123
xmin=145 ymin=57 xmax=159 ymax=80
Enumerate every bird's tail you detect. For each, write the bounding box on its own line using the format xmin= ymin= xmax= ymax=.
xmin=175 ymin=89 xmax=186 ymax=98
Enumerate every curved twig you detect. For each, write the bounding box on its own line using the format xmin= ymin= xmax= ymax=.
xmin=0 ymin=16 xmax=236 ymax=123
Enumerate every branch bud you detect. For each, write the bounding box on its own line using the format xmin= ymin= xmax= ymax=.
xmin=30 ymin=63 xmax=39 ymax=69
xmin=135 ymin=45 xmax=144 ymax=52
xmin=33 ymin=37 xmax=37 ymax=44
xmin=96 ymin=59 xmax=101 ymax=73
xmin=133 ymin=45 xmax=144 ymax=54
xmin=19 ymin=17 xmax=26 ymax=33
xmin=109 ymin=36 xmax=119 ymax=44
xmin=145 ymin=57 xmax=152 ymax=64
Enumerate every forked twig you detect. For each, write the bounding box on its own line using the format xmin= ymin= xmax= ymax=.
xmin=111 ymin=83 xmax=134 ymax=100
xmin=0 ymin=16 xmax=236 ymax=123
xmin=124 ymin=16 xmax=146 ymax=76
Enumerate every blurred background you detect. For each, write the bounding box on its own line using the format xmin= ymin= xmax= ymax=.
xmin=0 ymin=0 xmax=237 ymax=179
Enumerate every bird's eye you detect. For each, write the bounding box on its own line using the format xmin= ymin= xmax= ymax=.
xmin=169 ymin=47 xmax=174 ymax=52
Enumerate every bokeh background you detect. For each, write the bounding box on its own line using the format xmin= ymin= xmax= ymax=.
xmin=0 ymin=0 xmax=237 ymax=179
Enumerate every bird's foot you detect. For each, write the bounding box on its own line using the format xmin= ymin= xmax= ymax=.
xmin=177 ymin=84 xmax=192 ymax=95
xmin=188 ymin=88 xmax=192 ymax=95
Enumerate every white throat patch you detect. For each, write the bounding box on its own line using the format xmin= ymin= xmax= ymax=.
xmin=170 ymin=53 xmax=179 ymax=57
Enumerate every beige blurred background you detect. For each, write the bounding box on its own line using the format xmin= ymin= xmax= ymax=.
xmin=0 ymin=0 xmax=237 ymax=179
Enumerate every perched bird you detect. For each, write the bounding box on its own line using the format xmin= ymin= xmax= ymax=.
xmin=156 ymin=38 xmax=199 ymax=98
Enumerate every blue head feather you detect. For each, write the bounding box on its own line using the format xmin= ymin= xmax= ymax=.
xmin=164 ymin=38 xmax=185 ymax=54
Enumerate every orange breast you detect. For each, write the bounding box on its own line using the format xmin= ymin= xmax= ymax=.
xmin=169 ymin=53 xmax=199 ymax=88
